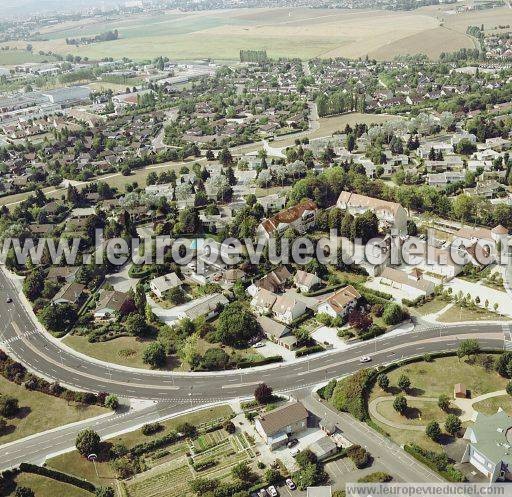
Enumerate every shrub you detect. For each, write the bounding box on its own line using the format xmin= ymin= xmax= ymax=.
xmin=425 ymin=421 xmax=441 ymax=441
xmin=393 ymin=395 xmax=407 ymax=414
xmin=254 ymin=384 xmax=273 ymax=405
xmin=346 ymin=445 xmax=370 ymax=468
xmin=444 ymin=414 xmax=462 ymax=436
xmin=438 ymin=394 xmax=450 ymax=412
xmin=0 ymin=395 xmax=18 ymax=417
xmin=397 ymin=374 xmax=411 ymax=391
xmin=357 ymin=472 xmax=392 ymax=483
xmin=321 ymin=379 xmax=337 ymax=400
xmin=141 ymin=423 xmax=163 ymax=436
xmin=377 ymin=374 xmax=389 ymax=391
xmin=331 ymin=369 xmax=370 ymax=420
xmin=223 ymin=420 xmax=236 ymax=434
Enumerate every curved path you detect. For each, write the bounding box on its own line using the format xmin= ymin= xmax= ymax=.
xmin=369 ymin=396 xmax=438 ymax=431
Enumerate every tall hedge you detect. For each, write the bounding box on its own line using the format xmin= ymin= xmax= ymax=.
xmin=19 ymin=463 xmax=96 ymax=493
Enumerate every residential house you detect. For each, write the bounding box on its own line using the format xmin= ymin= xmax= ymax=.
xmin=257 ymin=199 xmax=318 ymax=239
xmin=461 ymin=410 xmax=512 ymax=481
xmin=248 ymin=266 xmax=292 ymax=296
xmin=150 ymin=272 xmax=183 ymax=299
xmin=255 ymin=401 xmax=309 ymax=449
xmin=47 ymin=266 xmax=78 ymax=283
xmin=256 ymin=315 xmax=297 ymax=350
xmin=250 ymin=288 xmax=278 ymax=315
xmin=94 ymin=290 xmax=133 ymax=321
xmin=427 ymin=171 xmax=465 ymax=188
xmin=257 ymin=193 xmax=287 ymax=214
xmin=52 ymin=282 xmax=85 ymax=305
xmin=294 ymin=270 xmax=322 ymax=293
xmin=336 ymin=191 xmax=408 ymax=234
xmin=272 ymin=294 xmax=307 ymax=325
xmin=317 ymin=285 xmax=361 ymax=319
xmin=176 ymin=293 xmax=228 ymax=321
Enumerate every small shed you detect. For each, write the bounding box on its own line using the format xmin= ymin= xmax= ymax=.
xmin=454 ymin=383 xmax=467 ymax=399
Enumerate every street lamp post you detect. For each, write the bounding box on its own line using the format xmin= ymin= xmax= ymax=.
xmin=87 ymin=453 xmax=98 ymax=478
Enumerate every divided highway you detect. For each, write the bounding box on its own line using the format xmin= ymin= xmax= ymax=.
xmin=0 ymin=270 xmax=507 ymax=403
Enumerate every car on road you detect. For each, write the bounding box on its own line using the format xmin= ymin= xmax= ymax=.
xmin=5 ymin=297 xmax=12 ymax=303
xmin=359 ymin=355 xmax=372 ymax=363
xmin=267 ymin=486 xmax=278 ymax=497
xmin=285 ymin=478 xmax=296 ymax=490
xmin=287 ymin=438 xmax=298 ymax=448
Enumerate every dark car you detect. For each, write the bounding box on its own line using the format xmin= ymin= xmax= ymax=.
xmin=287 ymin=438 xmax=299 ymax=448
xmin=5 ymin=297 xmax=12 ymax=303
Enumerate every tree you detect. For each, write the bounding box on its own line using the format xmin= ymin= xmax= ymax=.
xmin=200 ymin=348 xmax=229 ymax=371
xmin=397 ymin=375 xmax=411 ymax=392
xmin=75 ymin=428 xmax=101 ymax=457
xmin=0 ymin=395 xmax=18 ymax=417
xmin=457 ymin=339 xmax=480 ymax=361
xmin=176 ymin=422 xmax=197 ymax=438
xmin=231 ymin=461 xmax=254 ymax=482
xmin=223 ymin=420 xmax=236 ymax=434
xmin=216 ymin=302 xmax=259 ymax=347
xmin=393 ymin=395 xmax=407 ymax=415
xmin=444 ymin=414 xmax=462 ymax=436
xmin=125 ymin=313 xmax=148 ymax=337
xmin=167 ymin=286 xmax=186 ymax=305
xmin=39 ymin=303 xmax=77 ymax=332
xmin=294 ymin=463 xmax=318 ymax=490
xmin=142 ymin=342 xmax=166 ymax=368
xmin=377 ymin=374 xmax=389 ymax=391
xmin=23 ymin=268 xmax=45 ymax=301
xmin=265 ymin=468 xmax=282 ymax=485
xmin=382 ymin=303 xmax=406 ymax=325
xmin=104 ymin=394 xmax=119 ymax=411
xmin=425 ymin=421 xmax=441 ymax=441
xmin=254 ymin=383 xmax=273 ymax=404
xmin=438 ymin=394 xmax=450 ymax=412
xmin=15 ymin=488 xmax=34 ymax=497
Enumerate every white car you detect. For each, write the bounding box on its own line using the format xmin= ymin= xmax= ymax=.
xmin=286 ymin=478 xmax=296 ymax=490
xmin=258 ymin=490 xmax=268 ymax=497
xmin=359 ymin=355 xmax=372 ymax=363
xmin=253 ymin=342 xmax=265 ymax=348
xmin=267 ymin=486 xmax=278 ymax=497
xmin=290 ymin=447 xmax=300 ymax=457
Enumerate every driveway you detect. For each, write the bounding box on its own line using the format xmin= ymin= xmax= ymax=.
xmin=256 ymin=340 xmax=296 ymax=362
xmin=105 ymin=263 xmax=139 ymax=292
xmin=312 ymin=326 xmax=349 ymax=350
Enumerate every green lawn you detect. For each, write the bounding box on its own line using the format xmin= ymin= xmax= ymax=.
xmin=437 ymin=304 xmax=511 ymax=322
xmin=0 ymin=50 xmax=57 ymax=65
xmin=0 ymin=374 xmax=105 ymax=444
xmin=7 ymin=473 xmax=91 ymax=497
xmin=368 ymin=355 xmax=508 ymax=450
xmin=473 ymin=395 xmax=512 ymax=416
xmin=63 ymin=335 xmax=149 ymax=370
xmin=410 ymin=297 xmax=449 ymax=317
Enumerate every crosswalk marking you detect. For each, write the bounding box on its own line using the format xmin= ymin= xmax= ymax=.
xmin=503 ymin=324 xmax=512 ymax=351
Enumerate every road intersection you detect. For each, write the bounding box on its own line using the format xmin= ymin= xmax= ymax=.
xmin=0 ymin=268 xmax=508 ymax=470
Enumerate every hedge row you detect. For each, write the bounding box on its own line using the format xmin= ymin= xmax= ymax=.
xmin=403 ymin=444 xmax=465 ymax=482
xmin=19 ymin=463 xmax=96 ymax=493
xmin=237 ymin=355 xmax=282 ymax=369
xmin=296 ymin=344 xmax=324 ymax=357
xmin=130 ymin=431 xmax=183 ymax=457
xmin=304 ymin=283 xmax=344 ymax=297
xmin=0 ymin=350 xmax=105 ymax=407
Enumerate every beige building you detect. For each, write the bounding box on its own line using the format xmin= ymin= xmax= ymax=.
xmin=255 ymin=401 xmax=309 ymax=449
xmin=336 ymin=191 xmax=408 ymax=235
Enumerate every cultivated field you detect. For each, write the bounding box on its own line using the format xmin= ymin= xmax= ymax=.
xmin=9 ymin=2 xmax=508 ymax=62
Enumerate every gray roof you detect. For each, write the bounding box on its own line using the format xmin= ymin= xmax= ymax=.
xmin=307 ymin=487 xmax=332 ymax=497
xmin=309 ymin=436 xmax=337 ymax=459
xmin=257 ymin=401 xmax=308 ymax=436
xmin=467 ymin=410 xmax=512 ymax=466
xmin=182 ymin=293 xmax=228 ymax=320
xmin=257 ymin=315 xmax=289 ymax=340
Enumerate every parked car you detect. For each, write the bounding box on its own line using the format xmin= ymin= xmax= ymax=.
xmin=359 ymin=355 xmax=372 ymax=363
xmin=290 ymin=447 xmax=300 ymax=457
xmin=267 ymin=486 xmax=278 ymax=497
xmin=258 ymin=489 xmax=268 ymax=497
xmin=253 ymin=342 xmax=265 ymax=348
xmin=287 ymin=438 xmax=298 ymax=448
xmin=5 ymin=297 xmax=12 ymax=303
xmin=285 ymin=478 xmax=296 ymax=490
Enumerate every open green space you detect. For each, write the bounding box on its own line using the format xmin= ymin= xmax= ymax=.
xmin=0 ymin=374 xmax=105 ymax=444
xmin=472 ymin=395 xmax=512 ymax=416
xmin=6 ymin=472 xmax=91 ymax=497
xmin=436 ymin=304 xmax=511 ymax=322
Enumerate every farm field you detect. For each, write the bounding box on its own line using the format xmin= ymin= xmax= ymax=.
xmin=9 ymin=3 xmax=504 ymax=62
xmin=0 ymin=49 xmax=57 ymax=65
xmin=0 ymin=374 xmax=105 ymax=444
xmin=48 ymin=405 xmax=235 ymax=490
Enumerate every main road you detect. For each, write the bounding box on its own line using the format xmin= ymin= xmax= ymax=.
xmin=0 ymin=268 xmax=508 ymax=469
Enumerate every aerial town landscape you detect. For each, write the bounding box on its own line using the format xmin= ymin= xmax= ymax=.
xmin=0 ymin=0 xmax=511 ymax=496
